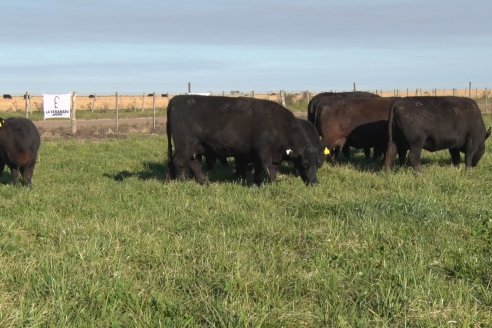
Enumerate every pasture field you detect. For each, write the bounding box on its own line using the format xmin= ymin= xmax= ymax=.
xmin=0 ymin=124 xmax=491 ymax=327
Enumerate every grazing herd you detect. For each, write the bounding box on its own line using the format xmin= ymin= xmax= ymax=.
xmin=167 ymin=93 xmax=490 ymax=185
xmin=0 ymin=92 xmax=490 ymax=187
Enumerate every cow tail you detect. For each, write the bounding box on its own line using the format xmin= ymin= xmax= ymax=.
xmin=166 ymin=99 xmax=174 ymax=173
xmin=387 ymin=99 xmax=399 ymax=145
xmin=307 ymin=99 xmax=314 ymax=124
xmin=383 ymin=99 xmax=400 ymax=170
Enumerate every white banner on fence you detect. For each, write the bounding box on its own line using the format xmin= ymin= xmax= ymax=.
xmin=43 ymin=93 xmax=71 ymax=119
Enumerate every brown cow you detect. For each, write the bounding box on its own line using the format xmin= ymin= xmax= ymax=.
xmin=308 ymin=91 xmax=382 ymax=160
xmin=316 ymin=97 xmax=400 ymax=162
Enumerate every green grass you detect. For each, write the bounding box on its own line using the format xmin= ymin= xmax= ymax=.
xmin=0 ymin=130 xmax=491 ymax=327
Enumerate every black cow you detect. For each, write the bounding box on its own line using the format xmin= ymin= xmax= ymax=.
xmin=383 ymin=96 xmax=491 ymax=170
xmin=0 ymin=117 xmax=41 ymax=186
xmin=231 ymin=118 xmax=325 ymax=180
xmin=166 ymin=95 xmax=322 ymax=185
xmin=307 ymin=91 xmax=381 ymax=160
xmin=3 ymin=94 xmax=12 ymax=100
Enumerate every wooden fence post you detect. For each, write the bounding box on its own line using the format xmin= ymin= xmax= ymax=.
xmin=115 ymin=91 xmax=119 ymax=133
xmin=152 ymin=92 xmax=156 ymax=130
xmin=141 ymin=92 xmax=145 ymax=112
xmin=24 ymin=92 xmax=29 ymax=118
xmin=280 ymin=90 xmax=286 ymax=107
xmin=485 ymin=88 xmax=488 ymax=114
xmin=71 ymin=92 xmax=77 ymax=134
xmin=90 ymin=94 xmax=96 ymax=112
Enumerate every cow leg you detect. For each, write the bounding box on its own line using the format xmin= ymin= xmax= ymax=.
xmin=383 ymin=141 xmax=398 ymax=170
xmin=408 ymin=144 xmax=423 ymax=171
xmin=264 ymin=164 xmax=277 ymax=182
xmin=189 ymin=158 xmax=208 ymax=185
xmin=234 ymin=156 xmax=250 ymax=180
xmin=10 ymin=167 xmax=20 ymax=186
xmin=203 ymin=153 xmax=215 ymax=171
xmin=172 ymin=155 xmax=189 ymax=181
xmin=331 ymin=147 xmax=340 ymax=162
xmin=166 ymin=159 xmax=176 ymax=180
xmin=253 ymin=160 xmax=264 ymax=185
xmin=21 ymin=164 xmax=35 ymax=188
xmin=364 ymin=147 xmax=371 ymax=160
xmin=373 ymin=146 xmax=383 ymax=161
xmin=464 ymin=151 xmax=473 ymax=168
xmin=259 ymin=152 xmax=277 ymax=183
xmin=342 ymin=145 xmax=351 ymax=159
xmin=333 ymin=138 xmax=347 ymax=163
xmin=449 ymin=148 xmax=461 ymax=167
xmin=218 ymin=156 xmax=229 ymax=167
xmin=397 ymin=147 xmax=408 ymax=166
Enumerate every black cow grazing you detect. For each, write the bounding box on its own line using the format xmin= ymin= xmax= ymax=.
xmin=0 ymin=117 xmax=41 ymax=186
xmin=383 ymin=96 xmax=491 ymax=171
xmin=167 ymin=95 xmax=322 ymax=185
xmin=231 ymin=118 xmax=325 ymax=180
xmin=314 ymin=96 xmax=399 ymax=162
xmin=308 ymin=91 xmax=381 ymax=160
xmin=3 ymin=94 xmax=12 ymax=100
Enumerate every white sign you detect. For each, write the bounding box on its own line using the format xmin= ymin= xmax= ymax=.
xmin=43 ymin=93 xmax=71 ymax=119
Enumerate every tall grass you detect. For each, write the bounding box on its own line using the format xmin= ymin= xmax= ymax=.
xmin=0 ymin=129 xmax=491 ymax=327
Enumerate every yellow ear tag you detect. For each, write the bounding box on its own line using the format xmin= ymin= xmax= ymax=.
xmin=324 ymin=147 xmax=330 ymax=156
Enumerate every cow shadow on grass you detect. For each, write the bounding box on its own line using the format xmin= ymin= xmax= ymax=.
xmin=105 ymin=161 xmax=168 ymax=182
xmin=331 ymin=152 xmax=385 ymax=173
xmin=201 ymin=160 xmax=299 ymax=185
xmin=106 ymin=159 xmax=300 ymax=185
xmin=331 ymin=148 xmax=465 ymax=172
xmin=104 ymin=160 xmax=246 ymax=184
xmin=419 ymin=156 xmax=457 ymax=168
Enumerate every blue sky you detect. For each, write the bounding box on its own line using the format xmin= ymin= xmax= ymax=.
xmin=1 ymin=0 xmax=491 ymax=95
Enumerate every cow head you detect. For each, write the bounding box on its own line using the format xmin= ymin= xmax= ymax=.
xmin=472 ymin=127 xmax=491 ymax=167
xmin=286 ymin=147 xmax=319 ymax=185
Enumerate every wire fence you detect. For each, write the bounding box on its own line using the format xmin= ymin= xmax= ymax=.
xmin=1 ymin=89 xmax=490 ymax=116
